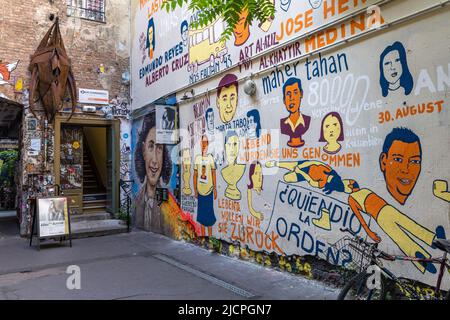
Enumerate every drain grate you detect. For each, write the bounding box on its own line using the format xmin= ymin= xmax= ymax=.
xmin=153 ymin=254 xmax=255 ymax=298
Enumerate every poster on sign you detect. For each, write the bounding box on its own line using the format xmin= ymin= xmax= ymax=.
xmin=156 ymin=105 xmax=178 ymax=144
xmin=37 ymin=197 xmax=70 ymax=238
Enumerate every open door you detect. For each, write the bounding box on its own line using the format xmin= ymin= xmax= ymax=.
xmin=59 ymin=125 xmax=84 ymax=214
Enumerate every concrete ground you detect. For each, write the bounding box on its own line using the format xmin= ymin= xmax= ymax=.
xmin=0 ymin=217 xmax=339 ymax=300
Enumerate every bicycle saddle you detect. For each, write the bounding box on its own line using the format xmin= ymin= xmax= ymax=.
xmin=433 ymin=239 xmax=450 ymax=254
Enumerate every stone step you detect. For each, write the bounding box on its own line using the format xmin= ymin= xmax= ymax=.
xmin=70 ymin=219 xmax=128 ymax=239
xmin=83 ymin=199 xmax=106 ymax=205
xmin=70 ymin=212 xmax=111 ymax=222
xmin=83 ymin=206 xmax=107 ymax=213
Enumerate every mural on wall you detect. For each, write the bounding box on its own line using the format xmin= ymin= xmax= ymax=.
xmin=0 ymin=61 xmax=19 ymax=85
xmin=216 ymin=74 xmax=239 ymax=124
xmin=379 ymin=41 xmax=414 ymax=98
xmin=187 ymin=16 xmax=228 ymax=74
xmin=280 ymin=77 xmax=311 ymax=147
xmin=433 ymin=180 xmax=450 ymax=203
xmin=175 ymin=3 xmax=450 ymax=289
xmin=319 ymin=112 xmax=344 ymax=155
xmin=132 ymin=0 xmax=390 ymax=110
xmin=194 ymin=135 xmax=217 ymax=236
xmin=233 ymin=8 xmax=251 ymax=47
xmin=132 ymin=108 xmax=198 ymax=239
xmin=222 ymin=131 xmax=245 ymax=200
xmin=119 ymin=120 xmax=132 ymax=211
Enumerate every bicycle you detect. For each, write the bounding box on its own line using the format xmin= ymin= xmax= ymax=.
xmin=336 ymin=228 xmax=450 ymax=300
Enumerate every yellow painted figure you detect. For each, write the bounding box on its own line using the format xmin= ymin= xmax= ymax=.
xmin=193 ymin=135 xmax=217 ymax=237
xmin=265 ymin=159 xmax=345 ymax=195
xmin=222 ymin=131 xmax=245 ymax=200
xmin=181 ymin=148 xmax=192 ymax=195
xmin=347 ymin=187 xmax=440 ymax=274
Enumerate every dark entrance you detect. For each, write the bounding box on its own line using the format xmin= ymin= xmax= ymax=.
xmin=54 ymin=116 xmax=120 ymax=217
xmin=0 ymin=97 xmax=23 ymax=235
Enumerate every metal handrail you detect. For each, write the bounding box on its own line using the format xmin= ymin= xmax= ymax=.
xmin=119 ymin=179 xmax=133 ymax=233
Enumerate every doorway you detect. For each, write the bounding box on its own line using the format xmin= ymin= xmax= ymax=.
xmin=0 ymin=97 xmax=23 ymax=236
xmin=54 ymin=115 xmax=120 ymax=216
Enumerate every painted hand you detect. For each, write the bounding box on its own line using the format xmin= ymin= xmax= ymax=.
xmin=433 ymin=180 xmax=450 ymax=202
xmin=265 ymin=160 xmax=278 ymax=168
xmin=368 ymin=231 xmax=381 ymax=243
xmin=253 ymin=211 xmax=263 ymax=220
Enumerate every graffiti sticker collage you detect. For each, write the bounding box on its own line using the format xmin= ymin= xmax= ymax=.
xmin=131 ymin=0 xmax=450 ymax=288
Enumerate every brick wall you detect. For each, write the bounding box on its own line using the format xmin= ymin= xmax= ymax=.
xmin=0 ymin=0 xmax=130 ymax=102
xmin=0 ymin=0 xmax=131 ymax=236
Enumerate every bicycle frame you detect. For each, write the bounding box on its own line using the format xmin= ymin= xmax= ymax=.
xmin=376 ymin=251 xmax=449 ymax=298
xmin=339 ymin=228 xmax=450 ymax=299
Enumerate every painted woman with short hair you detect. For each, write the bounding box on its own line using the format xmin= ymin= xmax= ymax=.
xmin=319 ymin=112 xmax=344 ymax=155
xmin=134 ymin=111 xmax=172 ymax=234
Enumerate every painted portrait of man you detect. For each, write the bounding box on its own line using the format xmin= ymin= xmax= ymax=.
xmin=216 ymin=74 xmax=238 ymax=124
xmin=280 ymin=77 xmax=311 ymax=148
xmin=379 ymin=127 xmax=422 ymax=205
xmin=233 ymin=8 xmax=250 ymax=46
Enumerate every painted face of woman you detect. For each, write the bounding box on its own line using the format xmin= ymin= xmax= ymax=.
xmin=383 ymin=50 xmax=403 ymax=85
xmin=252 ymin=164 xmax=263 ymax=191
xmin=323 ymin=115 xmax=341 ymax=144
xmin=143 ymin=127 xmax=163 ymax=187
xmin=247 ymin=116 xmax=257 ymax=138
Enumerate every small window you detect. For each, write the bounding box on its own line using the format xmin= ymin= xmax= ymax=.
xmin=203 ymin=29 xmax=209 ymax=42
xmin=66 ymin=0 xmax=106 ymax=23
xmin=213 ymin=20 xmax=224 ymax=43
xmin=196 ymin=32 xmax=203 ymax=44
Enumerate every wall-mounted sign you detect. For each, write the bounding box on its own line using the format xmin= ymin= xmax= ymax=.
xmin=156 ymin=105 xmax=178 ymax=144
xmin=28 ymin=138 xmax=41 ymax=156
xmin=78 ymin=88 xmax=109 ymax=105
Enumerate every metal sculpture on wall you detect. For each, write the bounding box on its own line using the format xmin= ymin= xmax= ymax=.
xmin=28 ymin=17 xmax=77 ymax=122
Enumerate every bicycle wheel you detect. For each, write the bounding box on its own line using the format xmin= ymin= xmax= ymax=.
xmin=338 ymin=270 xmax=387 ymax=300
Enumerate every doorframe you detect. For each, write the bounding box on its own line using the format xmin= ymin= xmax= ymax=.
xmin=54 ymin=114 xmax=120 ymax=214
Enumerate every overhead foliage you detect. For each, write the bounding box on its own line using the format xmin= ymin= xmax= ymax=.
xmin=162 ymin=0 xmax=276 ymax=41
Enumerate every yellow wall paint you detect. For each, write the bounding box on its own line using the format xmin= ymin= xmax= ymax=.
xmin=83 ymin=127 xmax=107 ymax=188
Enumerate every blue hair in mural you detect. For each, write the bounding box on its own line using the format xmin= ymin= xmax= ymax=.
xmin=379 ymin=41 xmax=414 ymax=97
xmin=282 ymin=77 xmax=303 ymax=101
xmin=146 ymin=18 xmax=155 ymax=57
xmin=246 ymin=109 xmax=262 ymax=139
xmin=382 ymin=127 xmax=422 ymax=156
xmin=180 ymin=20 xmax=189 ymax=34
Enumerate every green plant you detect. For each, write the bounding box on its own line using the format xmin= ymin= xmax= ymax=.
xmin=116 ymin=208 xmax=130 ymax=223
xmin=162 ymin=0 xmax=276 ymax=41
xmin=0 ymin=150 xmax=19 ymax=188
